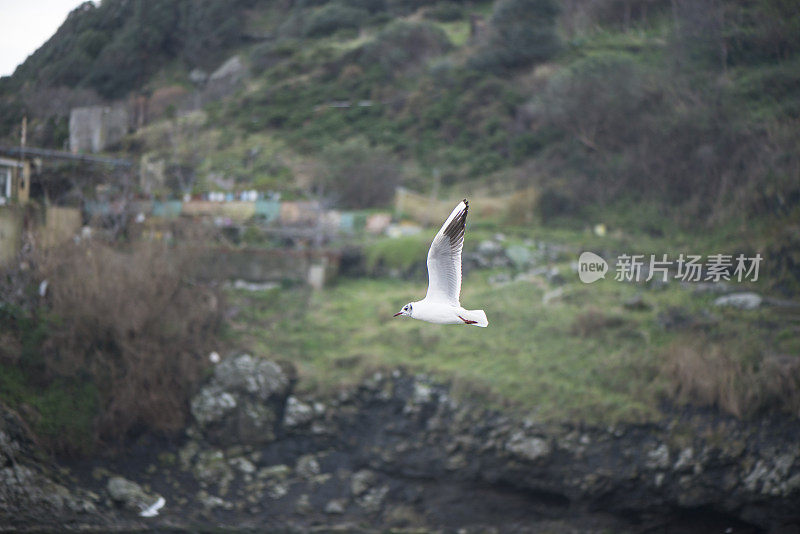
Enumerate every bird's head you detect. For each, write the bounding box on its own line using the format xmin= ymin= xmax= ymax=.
xmin=393 ymin=302 xmax=413 ymax=318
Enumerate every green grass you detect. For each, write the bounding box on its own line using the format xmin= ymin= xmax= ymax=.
xmin=435 ymin=20 xmax=471 ymax=47
xmin=225 ymin=220 xmax=798 ymax=425
xmin=0 ymin=364 xmax=98 ymax=456
xmin=228 ymin=273 xmax=658 ymax=424
xmin=364 ymin=234 xmax=431 ymax=274
xmin=195 ymin=131 xmax=296 ymax=192
xmin=0 ymin=305 xmax=98 ymax=455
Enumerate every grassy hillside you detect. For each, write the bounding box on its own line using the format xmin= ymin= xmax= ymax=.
xmin=227 ymin=247 xmax=800 ymax=424
xmin=1 ymin=0 xmax=797 ymax=230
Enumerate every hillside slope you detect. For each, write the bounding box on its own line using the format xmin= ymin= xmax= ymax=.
xmin=0 ymin=0 xmax=797 ymax=290
xmin=3 ymin=1 xmax=798 ymax=229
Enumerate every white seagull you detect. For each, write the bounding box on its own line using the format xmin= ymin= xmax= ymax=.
xmin=394 ymin=199 xmax=488 ymax=327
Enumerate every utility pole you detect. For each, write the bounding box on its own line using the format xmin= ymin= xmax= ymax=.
xmin=19 ymin=116 xmax=26 ymax=200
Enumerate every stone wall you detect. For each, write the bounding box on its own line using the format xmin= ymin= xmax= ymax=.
xmin=196 ymin=247 xmax=339 ymax=287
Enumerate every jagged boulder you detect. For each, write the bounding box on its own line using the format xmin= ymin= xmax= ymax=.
xmin=190 ymin=354 xmax=293 ymax=446
xmin=283 ymin=396 xmax=314 ymax=429
xmin=106 ymin=476 xmax=164 ymax=517
xmin=0 ymin=408 xmax=96 ymax=528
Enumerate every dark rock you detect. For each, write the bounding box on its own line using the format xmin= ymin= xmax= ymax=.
xmin=197 ymin=490 xmax=231 ymax=510
xmin=296 ymin=454 xmax=321 ymax=479
xmin=283 ymin=396 xmax=314 ymax=429
xmin=190 ymin=354 xmax=293 ymax=446
xmin=356 ymin=485 xmax=388 ymax=512
xmin=505 ymin=431 xmax=552 ymax=462
xmin=193 ymin=449 xmax=234 ymax=495
xmin=5 ymin=363 xmax=800 ymax=532
xmin=350 ymin=469 xmax=376 ymax=496
xmin=0 ymin=409 xmax=101 ymax=528
xmin=657 ymin=307 xmax=717 ymax=330
xmin=505 ymin=245 xmax=533 ymax=269
xmin=106 ymin=476 xmax=165 ymax=517
xmin=324 ymin=498 xmax=346 ymax=514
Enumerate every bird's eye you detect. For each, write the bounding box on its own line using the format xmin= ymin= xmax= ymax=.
xmin=408 ymin=305 xmax=412 ymax=312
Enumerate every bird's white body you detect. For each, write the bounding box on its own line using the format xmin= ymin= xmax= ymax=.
xmin=407 ymin=300 xmax=488 ymax=326
xmin=394 ymin=199 xmax=488 ymax=327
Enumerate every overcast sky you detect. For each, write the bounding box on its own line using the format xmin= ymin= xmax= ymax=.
xmin=0 ymin=0 xmax=87 ymax=77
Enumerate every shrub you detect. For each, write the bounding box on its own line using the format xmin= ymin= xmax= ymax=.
xmin=671 ymin=0 xmax=800 ymax=68
xmin=41 ymin=240 xmax=222 ymax=444
xmin=560 ymin=0 xmax=670 ymax=36
xmin=660 ymin=340 xmax=800 ymax=419
xmin=469 ymin=0 xmax=561 ymax=73
xmin=358 ymin=21 xmax=452 ymax=76
xmin=304 ymin=3 xmax=368 ymax=37
xmin=541 ymin=53 xmax=654 ymax=151
xmin=364 ymin=235 xmax=430 ymax=277
xmin=314 ymin=138 xmax=402 ymax=209
xmin=526 ymin=50 xmax=779 ymax=223
xmin=341 ymin=0 xmax=386 ymax=14
xmin=762 ymin=223 xmax=800 ymax=295
xmin=385 ymin=0 xmax=440 ymax=15
xmin=0 ymin=238 xmax=224 ymax=455
xmin=570 ymin=309 xmax=627 ymax=338
xmin=662 ymin=341 xmax=755 ymax=418
xmin=424 ymin=2 xmax=465 ymax=21
xmin=249 ymin=40 xmax=299 ymax=74
xmin=0 ymin=361 xmax=98 ymax=456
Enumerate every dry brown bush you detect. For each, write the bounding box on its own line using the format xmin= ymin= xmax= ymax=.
xmin=660 ymin=340 xmax=800 ymax=418
xmin=570 ymin=309 xmax=627 ymax=338
xmin=35 ymin=239 xmax=222 ymax=445
xmin=661 ymin=342 xmax=749 ymax=417
xmin=758 ymin=354 xmax=800 ymax=419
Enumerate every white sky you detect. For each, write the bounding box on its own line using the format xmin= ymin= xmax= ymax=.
xmin=0 ymin=0 xmax=87 ymax=77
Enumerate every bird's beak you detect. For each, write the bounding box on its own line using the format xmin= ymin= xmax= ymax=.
xmin=393 ymin=312 xmax=403 ymax=317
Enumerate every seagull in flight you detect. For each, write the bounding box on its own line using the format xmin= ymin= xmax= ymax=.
xmin=394 ymin=199 xmax=488 ymax=327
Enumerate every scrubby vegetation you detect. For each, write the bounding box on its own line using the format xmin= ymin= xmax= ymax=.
xmin=227 ymin=265 xmax=800 ymax=423
xmin=469 ymin=0 xmax=561 ymax=72
xmin=315 ymin=137 xmax=402 ymax=208
xmin=0 ymin=239 xmax=222 ymax=455
xmin=661 ymin=338 xmax=800 ymax=419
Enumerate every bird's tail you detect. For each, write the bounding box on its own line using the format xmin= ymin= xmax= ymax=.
xmin=464 ymin=309 xmax=489 ymax=327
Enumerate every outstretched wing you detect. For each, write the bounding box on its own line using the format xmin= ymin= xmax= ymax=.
xmin=425 ymin=199 xmax=468 ymax=305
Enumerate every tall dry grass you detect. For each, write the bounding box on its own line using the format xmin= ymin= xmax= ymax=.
xmin=660 ymin=340 xmax=800 ymax=419
xmin=35 ymin=239 xmax=222 ymax=446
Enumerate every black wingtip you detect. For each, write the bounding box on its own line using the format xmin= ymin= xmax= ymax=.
xmin=444 ymin=199 xmax=468 ymax=243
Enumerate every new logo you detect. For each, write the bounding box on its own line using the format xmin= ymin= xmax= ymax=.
xmin=578 ymin=251 xmax=608 ymax=283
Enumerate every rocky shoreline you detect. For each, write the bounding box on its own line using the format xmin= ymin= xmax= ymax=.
xmin=2 ymin=354 xmax=799 ymax=532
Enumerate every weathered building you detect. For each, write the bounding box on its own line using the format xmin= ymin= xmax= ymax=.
xmin=69 ymin=105 xmax=129 ymax=153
